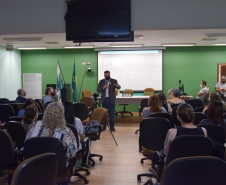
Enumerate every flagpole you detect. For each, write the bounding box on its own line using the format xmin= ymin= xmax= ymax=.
xmin=58 ymin=60 xmax=66 ymax=85
xmin=78 ymin=61 xmax=88 ymax=100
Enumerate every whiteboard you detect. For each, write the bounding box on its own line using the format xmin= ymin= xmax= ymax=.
xmin=23 ymin=73 xmax=42 ymax=99
xmin=98 ymin=50 xmax=162 ymax=91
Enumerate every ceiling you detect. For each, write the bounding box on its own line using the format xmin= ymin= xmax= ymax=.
xmin=1 ymin=28 xmax=226 ymax=50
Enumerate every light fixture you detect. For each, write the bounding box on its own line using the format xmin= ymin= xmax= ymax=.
xmin=4 ymin=37 xmax=42 ymax=42
xmin=64 ymin=46 xmax=93 ymax=49
xmin=212 ymin=44 xmax=226 ymax=46
xmin=162 ymin=44 xmax=195 ymax=47
xmin=17 ymin=47 xmax=46 ymax=50
xmin=107 ymin=44 xmax=143 ymax=48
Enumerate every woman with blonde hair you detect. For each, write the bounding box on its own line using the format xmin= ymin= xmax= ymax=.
xmin=26 ymin=102 xmax=78 ymax=185
xmin=142 ymin=94 xmax=167 ymax=119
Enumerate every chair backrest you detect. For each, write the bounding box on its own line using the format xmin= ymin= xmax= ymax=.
xmin=165 ymin=135 xmax=212 ymax=166
xmin=91 ymin=107 xmax=107 ymax=127
xmin=10 ymin=153 xmax=57 ymax=185
xmin=193 ymin=106 xmax=204 ymax=112
xmin=0 ymin=130 xmax=15 ymax=168
xmin=82 ymin=90 xmax=92 ymax=97
xmin=2 ymin=121 xmax=28 ymax=149
xmin=115 ymin=89 xmax=119 ymax=96
xmin=24 ymin=137 xmax=66 ymax=174
xmin=34 ymin=99 xmax=45 ymax=113
xmin=143 ymin=88 xmax=154 ymax=95
xmin=170 ymin=103 xmax=181 ymax=110
xmin=73 ymin=102 xmax=89 ymax=121
xmin=193 ymin=112 xmax=207 ymax=126
xmin=140 ymin=99 xmax=148 ymax=113
xmin=197 ymin=124 xmax=225 ymax=144
xmin=122 ymin=89 xmax=133 ymax=95
xmin=80 ymin=97 xmax=94 ymax=109
xmin=66 ymin=124 xmax=80 ymax=150
xmin=172 ymin=107 xmax=181 ymax=127
xmin=0 ymin=98 xmax=9 ymax=104
xmin=164 ymin=156 xmax=226 ymax=185
xmin=149 ymin=112 xmax=174 ymax=128
xmin=8 ymin=116 xmax=23 ymax=122
xmin=0 ymin=104 xmax=15 ymax=123
xmin=140 ymin=118 xmax=171 ymax=151
xmin=5 ymin=103 xmax=21 ymax=115
xmin=203 ymin=88 xmax=210 ymax=105
xmin=187 ymin=99 xmax=203 ymax=109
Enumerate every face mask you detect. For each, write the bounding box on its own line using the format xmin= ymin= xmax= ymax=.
xmin=221 ymin=81 xmax=225 ymax=84
xmin=51 ymin=92 xmax=55 ymax=96
xmin=105 ymin=76 xmax=110 ymax=80
xmin=200 ymin=84 xmax=203 ymax=88
xmin=24 ymin=92 xmax=26 ymax=96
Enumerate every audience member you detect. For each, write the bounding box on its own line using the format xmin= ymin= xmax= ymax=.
xmin=44 ymin=87 xmax=55 ymax=106
xmin=216 ymin=76 xmax=226 ymax=101
xmin=22 ymin=105 xmax=38 ymax=130
xmin=158 ymin=92 xmax=172 ymax=114
xmin=199 ymin=100 xmax=226 ymax=137
xmin=164 ymin=103 xmax=207 ymax=154
xmin=16 ymin=89 xmax=27 ymax=103
xmin=25 ymin=102 xmax=78 ymax=185
xmin=18 ymin=98 xmax=35 ymax=117
xmin=142 ymin=95 xmax=167 ymax=119
xmin=196 ymin=80 xmax=208 ymax=102
xmin=167 ymin=88 xmax=185 ymax=106
xmin=202 ymin=92 xmax=226 ymax=113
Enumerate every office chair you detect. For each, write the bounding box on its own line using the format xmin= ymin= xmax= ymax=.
xmin=203 ymin=88 xmax=210 ymax=106
xmin=116 ymin=89 xmax=133 ymax=116
xmin=149 ymin=112 xmax=174 ymax=128
xmin=4 ymin=103 xmax=21 ymax=116
xmin=187 ymin=98 xmax=203 ymax=109
xmin=192 ymin=112 xmax=207 ymax=125
xmin=164 ymin=156 xmax=226 ymax=185
xmin=0 ymin=104 xmax=15 ymax=123
xmin=82 ymin=90 xmax=92 ymax=97
xmin=1 ymin=121 xmax=28 ymax=150
xmin=138 ymin=98 xmax=148 ymax=116
xmin=7 ymin=116 xmax=23 ymax=122
xmin=193 ymin=106 xmax=204 ymax=112
xmin=80 ymin=97 xmax=94 ymax=113
xmin=34 ymin=99 xmax=45 ymax=113
xmin=10 ymin=153 xmax=58 ymax=185
xmin=170 ymin=103 xmax=181 ymax=110
xmin=0 ymin=98 xmax=9 ymax=104
xmin=172 ymin=107 xmax=181 ymax=127
xmin=73 ymin=102 xmax=89 ymax=123
xmin=143 ymin=88 xmax=154 ymax=96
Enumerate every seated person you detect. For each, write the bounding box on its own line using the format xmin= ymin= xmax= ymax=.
xmin=158 ymin=92 xmax=172 ymax=114
xmin=196 ymin=80 xmax=208 ymax=102
xmin=167 ymin=88 xmax=185 ymax=105
xmin=142 ymin=95 xmax=167 ymax=119
xmin=16 ymin=89 xmax=27 ymax=103
xmin=18 ymin=98 xmax=35 ymax=117
xmin=164 ymin=103 xmax=207 ymax=155
xmin=202 ymin=92 xmax=226 ymax=113
xmin=22 ymin=105 xmax=38 ymax=130
xmin=215 ymin=75 xmax=226 ymax=101
xmin=25 ymin=102 xmax=78 ymax=185
xmin=63 ymin=100 xmax=90 ymax=168
xmin=44 ymin=87 xmax=55 ymax=106
xmin=199 ymin=100 xmax=226 ymax=137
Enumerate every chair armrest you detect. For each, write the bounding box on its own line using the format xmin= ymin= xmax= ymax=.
xmin=151 ymin=151 xmax=165 ymax=182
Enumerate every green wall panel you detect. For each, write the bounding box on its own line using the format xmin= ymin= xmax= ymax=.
xmin=21 ymin=46 xmax=226 ymax=112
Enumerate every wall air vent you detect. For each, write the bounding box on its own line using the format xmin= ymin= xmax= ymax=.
xmin=202 ymin=38 xmax=217 ymax=41
xmin=3 ymin=37 xmax=42 ymax=42
xmin=205 ymin=33 xmax=226 ymax=37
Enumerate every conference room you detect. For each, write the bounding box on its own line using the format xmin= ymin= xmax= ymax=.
xmin=1 ymin=0 xmax=226 ymax=185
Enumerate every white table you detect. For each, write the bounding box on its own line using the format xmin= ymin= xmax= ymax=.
xmin=115 ymin=96 xmax=150 ymax=104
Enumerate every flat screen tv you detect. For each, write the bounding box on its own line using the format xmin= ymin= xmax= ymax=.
xmin=66 ymin=0 xmax=134 ymax=42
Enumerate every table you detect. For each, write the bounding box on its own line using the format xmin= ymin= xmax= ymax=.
xmin=180 ymin=96 xmax=193 ymax=101
xmin=115 ymin=96 xmax=150 ymax=104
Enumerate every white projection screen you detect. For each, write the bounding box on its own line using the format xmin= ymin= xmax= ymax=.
xmin=98 ymin=50 xmax=163 ymax=91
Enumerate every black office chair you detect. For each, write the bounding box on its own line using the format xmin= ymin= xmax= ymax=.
xmin=139 ymin=98 xmax=148 ymax=116
xmin=149 ymin=112 xmax=174 ymax=128
xmin=34 ymin=99 xmax=45 ymax=113
xmin=164 ymin=156 xmax=226 ymax=185
xmin=193 ymin=112 xmax=207 ymax=125
xmin=187 ymin=99 xmax=203 ymax=110
xmin=137 ymin=118 xmax=171 ymax=181
xmin=73 ymin=102 xmax=89 ymax=123
xmin=193 ymin=106 xmax=205 ymax=112
xmin=10 ymin=153 xmax=58 ymax=185
xmin=5 ymin=103 xmax=21 ymax=116
xmin=172 ymin=107 xmax=181 ymax=127
xmin=8 ymin=116 xmax=23 ymax=122
xmin=1 ymin=121 xmax=28 ymax=150
xmin=0 ymin=104 xmax=15 ymax=123
xmin=170 ymin=103 xmax=181 ymax=110
xmin=23 ymin=137 xmax=74 ymax=185
xmin=0 ymin=98 xmax=9 ymax=104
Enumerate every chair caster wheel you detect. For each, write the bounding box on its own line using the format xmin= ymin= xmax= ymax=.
xmin=86 ymin=171 xmax=90 ymax=175
xmin=140 ymin=159 xmax=144 ymax=164
xmin=137 ymin=176 xmax=141 ymax=182
xmin=99 ymin=157 xmax=103 ymax=161
xmin=91 ymin=163 xmax=95 ymax=167
xmin=84 ymin=179 xmax=89 ymax=184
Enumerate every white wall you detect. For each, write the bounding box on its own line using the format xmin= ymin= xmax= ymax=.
xmin=0 ymin=0 xmax=226 ymax=35
xmin=0 ymin=46 xmax=21 ymax=100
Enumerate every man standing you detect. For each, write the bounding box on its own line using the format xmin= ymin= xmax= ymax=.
xmin=97 ymin=70 xmax=121 ymax=131
xmin=216 ymin=76 xmax=226 ymax=101
xmin=44 ymin=87 xmax=55 ymax=106
xmin=196 ymin=80 xmax=208 ymax=102
xmin=16 ymin=89 xmax=27 ymax=103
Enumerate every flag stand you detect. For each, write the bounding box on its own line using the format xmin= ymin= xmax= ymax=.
xmin=78 ymin=61 xmax=88 ymax=101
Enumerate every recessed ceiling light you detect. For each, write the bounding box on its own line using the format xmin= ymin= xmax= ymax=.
xmin=17 ymin=47 xmax=46 ymax=50
xmin=212 ymin=44 xmax=226 ymax=46
xmin=162 ymin=44 xmax=195 ymax=47
xmin=108 ymin=44 xmax=143 ymax=48
xmin=64 ymin=46 xmax=93 ymax=48
xmin=4 ymin=37 xmax=42 ymax=42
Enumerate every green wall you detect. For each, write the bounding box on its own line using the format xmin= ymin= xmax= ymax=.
xmin=21 ymin=46 xmax=226 ymax=112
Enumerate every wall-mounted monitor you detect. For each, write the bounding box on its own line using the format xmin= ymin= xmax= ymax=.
xmin=66 ymin=0 xmax=134 ymax=42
